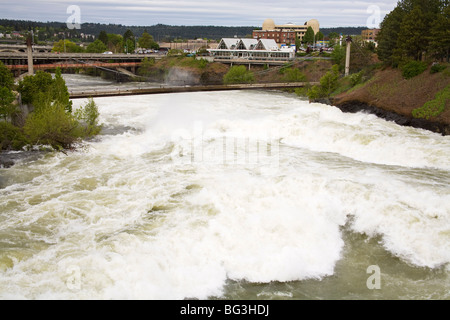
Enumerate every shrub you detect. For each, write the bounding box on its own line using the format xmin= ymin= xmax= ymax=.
xmin=307 ymin=64 xmax=340 ymax=100
xmin=401 ymin=61 xmax=428 ymax=79
xmin=430 ymin=63 xmax=447 ymax=74
xmin=24 ymin=102 xmax=80 ymax=150
xmin=281 ymin=67 xmax=307 ymax=82
xmin=0 ymin=122 xmax=29 ymax=150
xmin=223 ymin=66 xmax=254 ymax=84
xmin=74 ymin=98 xmax=102 ymax=137
xmin=412 ymin=85 xmax=449 ymax=120
xmin=349 ymin=71 xmax=363 ymax=87
xmin=0 ymin=86 xmax=17 ymax=121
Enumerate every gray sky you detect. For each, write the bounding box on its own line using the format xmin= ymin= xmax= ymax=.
xmin=1 ymin=0 xmax=398 ymax=27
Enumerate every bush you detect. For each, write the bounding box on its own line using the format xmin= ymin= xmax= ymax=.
xmin=412 ymin=85 xmax=450 ymax=120
xmin=223 ymin=66 xmax=254 ymax=84
xmin=349 ymin=71 xmax=363 ymax=87
xmin=401 ymin=61 xmax=428 ymax=79
xmin=307 ymin=64 xmax=340 ymax=101
xmin=281 ymin=67 xmax=307 ymax=82
xmin=24 ymin=102 xmax=80 ymax=150
xmin=0 ymin=122 xmax=29 ymax=150
xmin=430 ymin=63 xmax=447 ymax=74
xmin=74 ymin=98 xmax=102 ymax=137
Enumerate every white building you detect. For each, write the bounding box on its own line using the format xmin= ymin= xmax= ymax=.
xmin=208 ymin=38 xmax=295 ymax=62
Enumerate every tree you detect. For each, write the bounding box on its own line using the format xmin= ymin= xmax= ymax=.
xmin=107 ymin=33 xmax=123 ymax=53
xmin=124 ymin=38 xmax=135 ymax=54
xmin=52 ymin=68 xmax=73 ymax=113
xmin=0 ymin=86 xmax=16 ymax=121
xmin=123 ymin=29 xmax=134 ymax=43
xmin=0 ymin=61 xmax=14 ymax=90
xmin=98 ymin=30 xmax=108 ymax=45
xmin=138 ymin=31 xmax=159 ymax=49
xmin=303 ymin=27 xmax=315 ymax=45
xmin=429 ymin=4 xmax=450 ymax=61
xmin=52 ymin=39 xmax=84 ymax=53
xmin=18 ymin=70 xmax=54 ymax=107
xmin=377 ymin=0 xmax=446 ymax=65
xmin=74 ymin=98 xmax=102 ymax=137
xmin=316 ymin=31 xmax=325 ymax=42
xmin=377 ymin=6 xmax=406 ymax=66
xmin=17 ymin=69 xmax=72 ymax=113
xmin=396 ymin=6 xmax=434 ymax=62
xmin=86 ymin=39 xmax=107 ymax=53
xmin=331 ymin=44 xmax=346 ymax=70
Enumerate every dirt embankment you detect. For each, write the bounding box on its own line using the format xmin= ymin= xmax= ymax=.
xmin=332 ymin=66 xmax=450 ymax=135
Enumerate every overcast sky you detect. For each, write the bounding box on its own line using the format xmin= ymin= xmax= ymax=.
xmin=1 ymin=0 xmax=398 ymax=28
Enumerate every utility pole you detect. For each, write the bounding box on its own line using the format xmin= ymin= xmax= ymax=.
xmin=345 ymin=35 xmax=352 ymax=77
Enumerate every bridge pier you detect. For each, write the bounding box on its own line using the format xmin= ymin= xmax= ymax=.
xmin=26 ymin=37 xmax=34 ymax=75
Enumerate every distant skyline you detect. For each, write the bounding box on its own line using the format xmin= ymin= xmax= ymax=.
xmin=1 ymin=0 xmax=398 ymax=28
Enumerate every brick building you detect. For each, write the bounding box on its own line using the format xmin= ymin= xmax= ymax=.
xmin=361 ymin=29 xmax=380 ymax=45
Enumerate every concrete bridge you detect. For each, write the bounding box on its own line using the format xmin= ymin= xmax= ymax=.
xmin=0 ymin=44 xmax=53 ymax=53
xmin=69 ymin=82 xmax=316 ymax=99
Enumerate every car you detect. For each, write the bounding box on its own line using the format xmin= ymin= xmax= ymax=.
xmin=102 ymin=51 xmax=113 ymax=55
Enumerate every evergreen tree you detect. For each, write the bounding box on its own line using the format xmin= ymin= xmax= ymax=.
xmin=377 ymin=0 xmax=447 ymax=65
xmin=303 ymin=27 xmax=315 ymax=45
xmin=377 ymin=6 xmax=406 ymax=66
xmin=123 ymin=29 xmax=134 ymax=43
xmin=429 ymin=4 xmax=450 ymax=61
xmin=98 ymin=30 xmax=108 ymax=45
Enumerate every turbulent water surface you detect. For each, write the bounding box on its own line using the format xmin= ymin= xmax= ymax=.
xmin=0 ymin=75 xmax=449 ymax=300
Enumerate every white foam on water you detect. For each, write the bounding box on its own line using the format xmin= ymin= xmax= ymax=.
xmin=1 ymin=90 xmax=449 ymax=299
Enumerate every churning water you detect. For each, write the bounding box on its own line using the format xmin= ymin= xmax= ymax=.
xmin=0 ymin=75 xmax=449 ymax=299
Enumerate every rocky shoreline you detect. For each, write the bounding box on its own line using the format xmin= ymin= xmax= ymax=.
xmin=330 ymin=99 xmax=450 ymax=136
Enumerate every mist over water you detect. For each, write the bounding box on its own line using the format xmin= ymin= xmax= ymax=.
xmin=0 ymin=75 xmax=449 ymax=300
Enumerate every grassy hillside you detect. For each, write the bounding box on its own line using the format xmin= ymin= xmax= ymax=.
xmin=332 ymin=64 xmax=450 ymax=125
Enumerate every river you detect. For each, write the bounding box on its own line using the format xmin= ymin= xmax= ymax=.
xmin=0 ymin=74 xmax=449 ymax=300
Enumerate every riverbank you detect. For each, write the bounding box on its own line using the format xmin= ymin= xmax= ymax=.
xmin=331 ymin=65 xmax=450 ymax=136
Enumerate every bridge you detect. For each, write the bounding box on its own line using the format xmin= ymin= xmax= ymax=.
xmin=0 ymin=52 xmax=162 ymax=78
xmin=0 ymin=44 xmax=53 ymax=53
xmin=69 ymin=82 xmax=316 ymax=99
